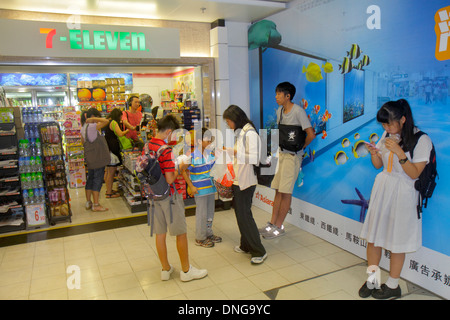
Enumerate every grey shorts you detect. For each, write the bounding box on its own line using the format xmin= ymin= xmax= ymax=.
xmin=152 ymin=192 xmax=187 ymax=236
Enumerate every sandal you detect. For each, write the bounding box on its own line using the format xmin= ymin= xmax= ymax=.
xmin=92 ymin=204 xmax=109 ymax=212
xmin=105 ymin=193 xmax=120 ymax=198
xmin=85 ymin=201 xmax=92 ymax=210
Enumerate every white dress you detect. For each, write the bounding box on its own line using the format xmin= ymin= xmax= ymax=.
xmin=360 ymin=130 xmax=432 ymax=253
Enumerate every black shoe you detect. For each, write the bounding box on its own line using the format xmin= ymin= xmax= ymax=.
xmin=358 ymin=282 xmax=374 ymax=298
xmin=372 ymin=283 xmax=401 ymax=299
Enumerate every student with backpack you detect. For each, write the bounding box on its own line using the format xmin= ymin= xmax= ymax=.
xmin=359 ymin=99 xmax=434 ymax=299
xmin=181 ymin=128 xmax=221 ymax=248
xmin=142 ymin=115 xmax=208 ymax=282
xmin=259 ymin=82 xmax=315 ymax=239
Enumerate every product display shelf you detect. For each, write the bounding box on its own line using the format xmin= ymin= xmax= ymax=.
xmin=38 ymin=121 xmax=72 ymax=225
xmin=119 ymin=151 xmax=147 ymax=213
xmin=63 ymin=108 xmax=86 ymax=189
xmin=0 ymin=117 xmax=26 ymax=233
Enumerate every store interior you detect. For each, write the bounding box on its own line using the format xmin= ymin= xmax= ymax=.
xmin=0 ymin=64 xmax=214 ymax=238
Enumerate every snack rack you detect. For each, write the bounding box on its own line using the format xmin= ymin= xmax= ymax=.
xmin=38 ymin=121 xmax=72 ymax=225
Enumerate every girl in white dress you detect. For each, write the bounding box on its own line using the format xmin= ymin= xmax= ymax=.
xmin=359 ymin=99 xmax=433 ymax=299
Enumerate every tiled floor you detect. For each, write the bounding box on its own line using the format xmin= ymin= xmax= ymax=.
xmin=0 ymin=188 xmax=443 ymax=300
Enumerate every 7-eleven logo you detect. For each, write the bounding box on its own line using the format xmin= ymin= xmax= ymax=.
xmin=435 ymin=6 xmax=450 ymax=61
xmin=40 ymin=28 xmax=56 ymax=48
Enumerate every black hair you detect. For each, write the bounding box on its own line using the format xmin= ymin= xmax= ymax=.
xmin=80 ymin=108 xmax=102 ymax=125
xmin=157 ymin=114 xmax=180 ymax=132
xmin=223 ymin=105 xmax=256 ymax=131
xmin=151 ymin=106 xmax=159 ymax=119
xmin=276 ymin=82 xmax=296 ymax=101
xmin=195 ymin=127 xmax=213 ymax=142
xmin=108 ymin=108 xmax=123 ymax=124
xmin=377 ymin=99 xmax=417 ymax=152
xmin=127 ymin=95 xmax=139 ymax=106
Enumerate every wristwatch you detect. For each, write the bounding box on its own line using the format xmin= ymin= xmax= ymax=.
xmin=399 ymin=157 xmax=408 ymax=164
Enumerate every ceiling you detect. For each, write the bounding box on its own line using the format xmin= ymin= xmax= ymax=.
xmin=0 ymin=0 xmax=292 ymax=23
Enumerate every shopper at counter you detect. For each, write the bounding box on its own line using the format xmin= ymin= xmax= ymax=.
xmin=81 ymin=108 xmax=110 ymax=212
xmin=122 ymin=95 xmax=144 ymax=149
xmin=103 ymin=108 xmax=129 ymax=198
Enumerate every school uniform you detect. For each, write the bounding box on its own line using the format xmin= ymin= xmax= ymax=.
xmin=360 ymin=130 xmax=433 ymax=253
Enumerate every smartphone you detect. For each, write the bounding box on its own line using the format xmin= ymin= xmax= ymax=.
xmin=363 ymin=141 xmax=380 ymax=151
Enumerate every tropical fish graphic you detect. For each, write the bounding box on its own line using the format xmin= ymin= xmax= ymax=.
xmin=347 ymin=44 xmax=362 ymax=60
xmin=321 ymin=109 xmax=332 ymax=122
xmin=248 ymin=20 xmax=282 ymax=51
xmin=342 ymin=138 xmax=350 ymax=148
xmin=313 ymin=104 xmax=321 ymax=114
xmin=302 ymin=62 xmax=323 ymax=82
xmin=322 ymin=130 xmax=328 ymax=139
xmin=335 ymin=150 xmax=348 ymax=165
xmin=322 ymin=62 xmax=334 ymax=73
xmin=301 ymin=98 xmax=308 ymax=110
xmin=352 ymin=141 xmax=370 ymax=158
xmin=369 ymin=133 xmax=379 ymax=143
xmin=339 ymin=57 xmax=353 ymax=74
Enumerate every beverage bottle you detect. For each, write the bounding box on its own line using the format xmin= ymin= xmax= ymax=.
xmin=23 ymin=139 xmax=29 ymax=156
xmin=23 ymin=157 xmax=30 ymax=173
xmin=30 ymin=156 xmax=36 ymax=172
xmin=19 ymin=140 xmax=24 ymax=156
xmin=33 ymin=124 xmax=39 ymax=140
xmin=18 ymin=157 xmax=24 ymax=173
xmin=35 ymin=138 xmax=42 ymax=156
xmin=23 ymin=189 xmax=29 ymax=205
xmin=34 ymin=188 xmax=41 ymax=204
xmin=20 ymin=173 xmax=27 ymax=189
xmin=37 ymin=172 xmax=43 ymax=188
xmin=28 ymin=189 xmax=35 ymax=204
xmin=35 ymin=156 xmax=42 ymax=172
xmin=39 ymin=187 xmax=45 ymax=203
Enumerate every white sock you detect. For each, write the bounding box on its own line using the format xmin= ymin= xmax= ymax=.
xmin=385 ymin=276 xmax=399 ymax=289
xmin=366 ymin=280 xmax=375 ymax=289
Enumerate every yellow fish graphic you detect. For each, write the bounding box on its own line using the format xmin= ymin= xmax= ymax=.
xmin=322 ymin=62 xmax=334 ymax=73
xmin=302 ymin=62 xmax=323 ymax=82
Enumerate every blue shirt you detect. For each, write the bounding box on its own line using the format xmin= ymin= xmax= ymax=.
xmin=188 ymin=148 xmax=216 ymax=197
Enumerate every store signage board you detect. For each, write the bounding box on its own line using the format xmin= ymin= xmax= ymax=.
xmin=0 ymin=19 xmax=180 ymax=59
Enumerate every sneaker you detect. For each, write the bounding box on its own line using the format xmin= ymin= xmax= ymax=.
xmin=208 ymin=235 xmax=222 ymax=243
xmin=371 ymin=283 xmax=401 ymax=299
xmin=234 ymin=245 xmax=249 ymax=254
xmin=262 ymin=225 xmax=285 ymax=239
xmin=180 ymin=265 xmax=208 ymax=282
xmin=195 ymin=238 xmax=214 ymax=248
xmin=258 ymin=222 xmax=274 ymax=235
xmin=161 ymin=265 xmax=174 ymax=281
xmin=251 ymin=253 xmax=268 ymax=264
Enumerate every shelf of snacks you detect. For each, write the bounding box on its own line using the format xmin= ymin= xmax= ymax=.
xmin=62 ymin=107 xmax=86 ymax=189
xmin=77 ymin=78 xmax=132 ymax=114
xmin=38 ymin=122 xmax=72 ymax=225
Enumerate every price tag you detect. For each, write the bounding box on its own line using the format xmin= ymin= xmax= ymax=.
xmin=26 ymin=204 xmax=47 ymax=227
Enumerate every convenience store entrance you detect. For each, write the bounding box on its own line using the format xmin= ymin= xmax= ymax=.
xmin=0 ymin=56 xmax=216 ymax=239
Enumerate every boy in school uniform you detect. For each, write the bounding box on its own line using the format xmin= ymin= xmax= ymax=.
xmin=181 ymin=128 xmax=222 ymax=248
xmin=146 ymin=115 xmax=208 ymax=281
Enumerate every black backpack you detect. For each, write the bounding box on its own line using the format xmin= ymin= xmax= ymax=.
xmin=410 ymin=131 xmax=438 ymax=219
xmin=135 ymin=144 xmax=175 ymax=236
xmin=242 ymin=128 xmax=275 ymax=187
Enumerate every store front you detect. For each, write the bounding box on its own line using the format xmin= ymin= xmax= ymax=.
xmin=0 ymin=15 xmax=217 ymax=236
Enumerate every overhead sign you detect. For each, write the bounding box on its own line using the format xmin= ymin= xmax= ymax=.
xmin=0 ymin=19 xmax=180 ymax=59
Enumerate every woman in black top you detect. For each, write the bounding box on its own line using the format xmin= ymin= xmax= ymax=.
xmin=103 ymin=108 xmax=129 ymax=198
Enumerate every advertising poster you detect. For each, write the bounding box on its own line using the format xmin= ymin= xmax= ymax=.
xmin=249 ymin=0 xmax=450 ymax=299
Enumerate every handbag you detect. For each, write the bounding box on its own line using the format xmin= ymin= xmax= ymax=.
xmin=278 ymin=107 xmax=306 ymax=153
xmin=112 ymin=120 xmax=133 ymax=150
xmin=83 ymin=124 xmax=111 ymax=169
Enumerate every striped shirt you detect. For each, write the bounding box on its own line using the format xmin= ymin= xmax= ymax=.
xmin=188 ymin=148 xmax=216 ymax=197
xmin=146 ymin=138 xmax=179 ymax=194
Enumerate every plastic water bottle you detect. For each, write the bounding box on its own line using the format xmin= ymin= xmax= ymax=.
xmin=23 ymin=189 xmax=29 ymax=205
xmin=35 ymin=138 xmax=41 ymax=156
xmin=36 ymin=172 xmax=43 ymax=188
xmin=39 ymin=187 xmax=45 ymax=203
xmin=28 ymin=189 xmax=35 ymax=204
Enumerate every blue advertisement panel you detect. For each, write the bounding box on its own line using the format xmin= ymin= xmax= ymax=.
xmin=249 ymin=0 xmax=450 ymax=298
